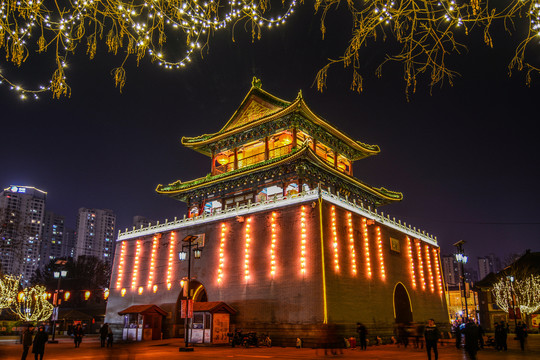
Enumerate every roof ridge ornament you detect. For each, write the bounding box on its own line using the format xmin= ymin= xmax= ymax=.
xmin=296 ymin=89 xmax=303 ymax=99
xmin=252 ymin=77 xmax=262 ymax=89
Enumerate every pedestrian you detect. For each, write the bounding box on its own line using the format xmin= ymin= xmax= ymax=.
xmin=477 ymin=323 xmax=485 ymax=349
xmin=415 ymin=323 xmax=425 ymax=349
xmin=499 ymin=321 xmax=508 ymax=351
xmin=493 ymin=322 xmax=501 ymax=350
xmin=463 ymin=320 xmax=479 ymax=360
xmin=31 ymin=326 xmax=48 ymax=360
xmin=21 ymin=325 xmax=34 ymax=360
xmin=107 ymin=326 xmax=114 ymax=348
xmin=397 ymin=323 xmax=409 ymax=348
xmin=424 ymin=319 xmax=440 ymax=360
xmin=100 ymin=323 xmax=109 ymax=347
xmin=453 ymin=321 xmax=461 ymax=349
xmin=73 ymin=324 xmax=84 ymax=348
xmin=515 ymin=321 xmax=527 ymax=351
xmin=356 ymin=322 xmax=367 ymax=350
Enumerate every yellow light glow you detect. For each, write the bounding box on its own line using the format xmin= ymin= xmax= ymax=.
xmin=300 ymin=207 xmax=307 ymax=274
xmin=115 ymin=241 xmax=126 ymax=289
xmin=131 ymin=240 xmax=142 ymax=290
xmin=415 ymin=240 xmax=426 ymax=291
xmin=361 ymin=218 xmax=372 ymax=278
xmin=103 ymin=289 xmax=110 ymax=300
xmin=432 ymin=248 xmax=443 ymax=296
xmin=244 ymin=218 xmax=252 ymax=281
xmin=120 ymin=288 xmax=126 ymax=297
xmin=347 ymin=212 xmax=357 ymax=275
xmin=376 ymin=226 xmax=385 ymax=280
xmin=330 ymin=206 xmax=339 ymax=272
xmin=153 ymin=284 xmax=158 ymax=293
xmin=425 ymin=244 xmax=435 ymax=293
xmin=147 ymin=235 xmax=159 ymax=289
xmin=84 ymin=290 xmax=91 ymax=300
xmin=217 ymin=223 xmax=226 ymax=284
xmin=64 ymin=291 xmax=71 ymax=301
xmin=271 ymin=212 xmax=278 ymax=277
xmin=406 ymin=237 xmax=417 ymax=289
xmin=138 ymin=286 xmax=143 ymax=295
xmin=166 ymin=232 xmax=176 ymax=290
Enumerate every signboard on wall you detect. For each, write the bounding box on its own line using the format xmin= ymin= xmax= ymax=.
xmin=531 ymin=314 xmax=539 ymax=328
xmin=212 ymin=313 xmax=230 ymax=344
xmin=390 ymin=237 xmax=401 ymax=253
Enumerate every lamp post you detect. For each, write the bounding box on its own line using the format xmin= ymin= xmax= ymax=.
xmin=453 ymin=240 xmax=468 ymax=321
xmin=178 ymin=235 xmax=201 ymax=352
xmin=50 ymin=260 xmax=68 ymax=343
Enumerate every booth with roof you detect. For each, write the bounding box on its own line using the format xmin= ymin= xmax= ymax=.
xmin=189 ymin=302 xmax=236 ymax=344
xmin=118 ymin=304 xmax=167 ymax=341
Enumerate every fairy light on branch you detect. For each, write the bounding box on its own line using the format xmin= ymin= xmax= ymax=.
xmin=346 ymin=212 xmax=357 ymax=275
xmin=217 ymin=223 xmax=226 ymax=284
xmin=0 ymin=274 xmax=20 ymax=309
xmin=11 ymin=285 xmax=53 ymax=322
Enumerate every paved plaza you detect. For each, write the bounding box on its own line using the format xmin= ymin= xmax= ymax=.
xmin=1 ymin=334 xmax=538 ymax=359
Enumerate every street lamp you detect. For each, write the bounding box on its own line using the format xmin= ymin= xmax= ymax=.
xmin=506 ymin=275 xmax=519 ymax=329
xmin=453 ymin=240 xmax=468 ymax=321
xmin=178 ymin=235 xmax=200 ymax=352
xmin=50 ymin=260 xmax=67 ymax=343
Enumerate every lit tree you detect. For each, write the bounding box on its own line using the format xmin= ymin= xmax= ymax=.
xmin=0 ymin=274 xmax=20 ymax=309
xmin=0 ymin=0 xmax=539 ymax=99
xmin=492 ymin=274 xmax=540 ymax=315
xmin=10 ymin=285 xmax=53 ymax=322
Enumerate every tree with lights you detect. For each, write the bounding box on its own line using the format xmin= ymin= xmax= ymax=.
xmin=0 ymin=274 xmax=20 ymax=309
xmin=0 ymin=0 xmax=539 ymax=99
xmin=10 ymin=285 xmax=54 ymax=322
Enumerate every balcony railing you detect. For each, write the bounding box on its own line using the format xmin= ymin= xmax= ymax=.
xmin=214 ymin=145 xmax=293 ymax=174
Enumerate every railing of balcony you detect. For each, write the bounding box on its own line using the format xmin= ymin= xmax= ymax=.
xmin=214 ymin=144 xmax=293 ymax=174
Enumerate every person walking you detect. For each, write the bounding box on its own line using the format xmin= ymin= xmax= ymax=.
xmin=477 ymin=323 xmax=485 ymax=349
xmin=453 ymin=321 xmax=462 ymax=349
xmin=499 ymin=321 xmax=508 ymax=351
xmin=31 ymin=326 xmax=48 ymax=360
xmin=73 ymin=324 xmax=84 ymax=348
xmin=463 ymin=320 xmax=479 ymax=360
xmin=356 ymin=322 xmax=367 ymax=350
xmin=515 ymin=321 xmax=528 ymax=351
xmin=424 ymin=319 xmax=440 ymax=360
xmin=21 ymin=325 xmax=34 ymax=360
xmin=100 ymin=323 xmax=109 ymax=347
xmin=107 ymin=326 xmax=114 ymax=347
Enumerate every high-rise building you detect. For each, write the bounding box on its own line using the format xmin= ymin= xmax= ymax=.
xmin=63 ymin=227 xmax=76 ymax=259
xmin=0 ymin=185 xmax=47 ymax=283
xmin=39 ymin=211 xmax=66 ymax=267
xmin=477 ymin=254 xmax=502 ymax=281
xmin=441 ymin=255 xmax=460 ymax=286
xmin=75 ymin=208 xmax=116 ymax=265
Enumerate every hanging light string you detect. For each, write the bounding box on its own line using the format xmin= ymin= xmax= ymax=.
xmin=0 ymin=0 xmax=299 ymax=99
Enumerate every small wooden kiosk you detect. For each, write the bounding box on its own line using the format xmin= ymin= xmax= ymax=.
xmin=118 ymin=305 xmax=167 ymax=341
xmin=189 ymin=302 xmax=236 ymax=344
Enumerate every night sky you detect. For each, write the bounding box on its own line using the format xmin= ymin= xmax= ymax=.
xmin=2 ymin=5 xmax=539 ymax=269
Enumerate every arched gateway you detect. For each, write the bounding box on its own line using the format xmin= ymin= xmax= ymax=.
xmin=393 ymin=282 xmax=413 ymax=324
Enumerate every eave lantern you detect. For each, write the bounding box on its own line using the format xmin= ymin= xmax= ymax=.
xmin=215 ymin=153 xmax=229 ymax=165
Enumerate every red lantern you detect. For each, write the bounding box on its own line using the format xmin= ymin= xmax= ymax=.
xmin=215 ymin=153 xmax=229 ymax=165
xmin=278 ymin=133 xmax=293 ymax=145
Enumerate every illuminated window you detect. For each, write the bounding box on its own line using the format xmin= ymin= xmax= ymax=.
xmin=270 ymin=212 xmax=277 ymax=277
xmin=131 ymin=240 xmax=141 ymax=289
xmin=300 ymin=207 xmax=307 ymax=274
xmin=217 ymin=223 xmax=226 ymax=284
xmin=147 ymin=235 xmax=159 ymax=289
xmin=115 ymin=241 xmax=126 ymax=289
xmin=331 ymin=206 xmax=339 ymax=272
xmin=376 ymin=227 xmax=385 ymax=280
xmin=361 ymin=218 xmax=372 ymax=278
xmin=244 ymin=218 xmax=252 ymax=280
xmin=166 ymin=232 xmax=176 ymax=290
xmin=406 ymin=237 xmax=416 ymax=289
xmin=432 ymin=248 xmax=443 ymax=296
xmin=425 ymin=244 xmax=435 ymax=293
xmin=415 ymin=240 xmax=426 ymax=291
xmin=347 ymin=212 xmax=357 ymax=275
